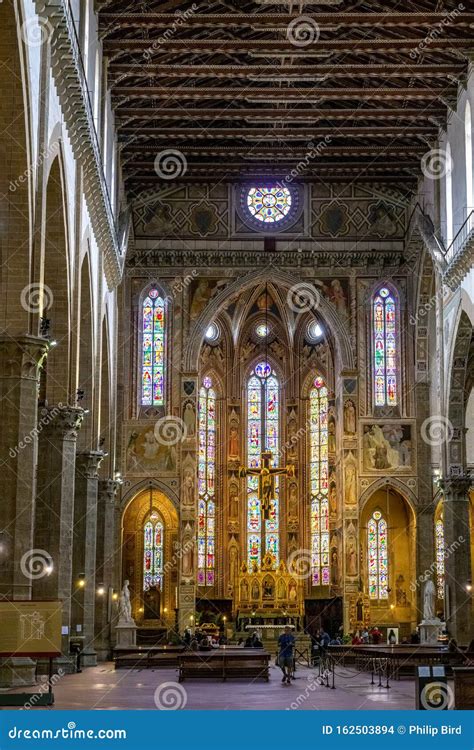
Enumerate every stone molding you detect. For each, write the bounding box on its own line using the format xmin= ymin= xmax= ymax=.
xmin=33 ymin=0 xmax=124 ymax=290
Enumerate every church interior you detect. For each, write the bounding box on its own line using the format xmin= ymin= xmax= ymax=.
xmin=0 ymin=0 xmax=474 ymax=710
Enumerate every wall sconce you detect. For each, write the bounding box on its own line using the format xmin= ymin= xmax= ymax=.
xmin=77 ymin=573 xmax=86 ymax=588
xmin=466 ymin=581 xmax=472 ymax=593
xmin=112 ymin=592 xmax=118 ymax=601
xmin=97 ymin=583 xmax=105 ymax=596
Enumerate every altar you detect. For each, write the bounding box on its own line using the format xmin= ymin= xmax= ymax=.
xmin=235 ymin=554 xmax=307 ymax=647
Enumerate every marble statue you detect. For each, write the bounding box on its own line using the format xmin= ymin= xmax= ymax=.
xmin=423 ymin=578 xmax=436 ymax=621
xmin=118 ymin=580 xmax=133 ymax=623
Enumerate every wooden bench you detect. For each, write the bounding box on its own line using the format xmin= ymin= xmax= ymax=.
xmin=114 ymin=645 xmax=184 ymax=669
xmin=178 ymin=648 xmax=271 ymax=682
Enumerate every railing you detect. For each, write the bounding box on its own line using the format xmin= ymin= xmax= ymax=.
xmin=445 ymin=209 xmax=474 ymax=268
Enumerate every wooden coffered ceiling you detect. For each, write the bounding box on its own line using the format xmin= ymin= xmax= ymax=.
xmin=97 ymin=1 xmax=474 ymax=196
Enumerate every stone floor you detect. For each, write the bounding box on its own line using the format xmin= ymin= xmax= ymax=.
xmin=1 ymin=663 xmax=419 ymax=710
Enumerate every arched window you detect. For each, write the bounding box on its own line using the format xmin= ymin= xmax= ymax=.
xmin=141 ymin=289 xmax=165 ymax=406
xmin=247 ymin=361 xmax=280 ymax=567
xmin=446 ymin=142 xmax=453 ymax=245
xmin=373 ymin=287 xmax=397 ymax=407
xmin=309 ymin=377 xmax=329 ymax=586
xmin=435 ymin=515 xmax=445 ymax=600
xmin=143 ymin=519 xmax=164 ymax=591
xmin=368 ymin=510 xmax=388 ymax=600
xmin=198 ymin=377 xmax=216 ymax=586
xmin=466 ymin=102 xmax=473 ymax=210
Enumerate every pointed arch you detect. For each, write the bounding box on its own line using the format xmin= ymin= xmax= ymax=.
xmin=184 ymin=269 xmax=354 ymax=373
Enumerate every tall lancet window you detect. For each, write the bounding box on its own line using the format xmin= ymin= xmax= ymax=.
xmin=373 ymin=287 xmax=397 ymax=407
xmin=143 ymin=519 xmax=164 ymax=591
xmin=309 ymin=377 xmax=329 ymax=585
xmin=142 ymin=289 xmax=165 ymax=406
xmin=197 ymin=377 xmax=216 ymax=586
xmin=247 ymin=361 xmax=280 ymax=568
xmin=368 ymin=510 xmax=388 ymax=600
xmin=435 ymin=515 xmax=445 ymax=599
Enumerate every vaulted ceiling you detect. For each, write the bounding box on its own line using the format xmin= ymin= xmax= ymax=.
xmin=98 ymin=1 xmax=473 ymax=198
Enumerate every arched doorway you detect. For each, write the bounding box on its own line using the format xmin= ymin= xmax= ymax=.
xmin=360 ymin=486 xmax=417 ymax=640
xmin=122 ymin=488 xmax=179 ymax=626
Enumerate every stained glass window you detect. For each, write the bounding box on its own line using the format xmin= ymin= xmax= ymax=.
xmin=435 ymin=516 xmax=445 ymax=599
xmin=247 ymin=362 xmax=280 ymax=567
xmin=142 ymin=289 xmax=165 ymax=406
xmin=309 ymin=377 xmax=329 ymax=586
xmin=368 ymin=510 xmax=388 ymax=600
xmin=373 ymin=287 xmax=397 ymax=407
xmin=198 ymin=377 xmax=216 ymax=586
xmin=143 ymin=519 xmax=164 ymax=591
xmin=247 ymin=186 xmax=292 ymax=224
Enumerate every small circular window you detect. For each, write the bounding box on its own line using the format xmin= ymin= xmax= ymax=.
xmin=246 ymin=186 xmax=292 ymax=224
xmin=205 ymin=322 xmax=220 ymax=343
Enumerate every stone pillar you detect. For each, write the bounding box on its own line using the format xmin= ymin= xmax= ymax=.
xmin=414 ymin=381 xmax=436 ymax=620
xmin=178 ymin=375 xmax=198 ymax=633
xmin=95 ymin=479 xmax=120 ymax=660
xmin=71 ymin=451 xmax=105 ymax=665
xmin=0 ymin=336 xmax=49 ymax=597
xmin=441 ymin=475 xmax=472 ymax=643
xmin=34 ymin=405 xmax=84 ymax=658
xmin=340 ymin=371 xmax=359 ymax=635
xmin=0 ymin=336 xmax=49 ymax=687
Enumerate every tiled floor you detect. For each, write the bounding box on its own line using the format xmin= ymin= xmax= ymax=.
xmin=2 ymin=663 xmax=418 ymax=710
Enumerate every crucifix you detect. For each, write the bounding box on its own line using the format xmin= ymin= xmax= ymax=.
xmin=239 ymin=450 xmax=295 ymax=520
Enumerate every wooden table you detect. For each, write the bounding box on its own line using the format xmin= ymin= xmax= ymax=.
xmin=178 ymin=648 xmax=271 ymax=682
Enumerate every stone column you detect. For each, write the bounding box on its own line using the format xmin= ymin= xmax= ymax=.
xmin=0 ymin=336 xmax=49 ymax=687
xmin=34 ymin=405 xmax=84 ymax=659
xmin=0 ymin=336 xmax=49 ymax=597
xmin=414 ymin=381 xmax=436 ymax=619
xmin=178 ymin=375 xmax=198 ymax=633
xmin=441 ymin=475 xmax=472 ymax=643
xmin=71 ymin=451 xmax=105 ymax=666
xmin=95 ymin=479 xmax=120 ymax=660
xmin=340 ymin=371 xmax=359 ymax=635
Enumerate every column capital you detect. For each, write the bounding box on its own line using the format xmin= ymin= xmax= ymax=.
xmin=76 ymin=450 xmax=106 ymax=479
xmin=39 ymin=404 xmax=84 ymax=440
xmin=0 ymin=335 xmax=49 ymax=380
xmin=439 ymin=473 xmax=472 ymax=497
xmin=98 ymin=478 xmax=121 ymax=503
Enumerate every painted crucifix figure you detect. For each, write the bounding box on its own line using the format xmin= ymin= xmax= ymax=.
xmin=239 ymin=450 xmax=295 ymax=520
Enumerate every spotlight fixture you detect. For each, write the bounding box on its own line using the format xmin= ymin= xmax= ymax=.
xmin=97 ymin=584 xmax=105 ymax=596
xmin=77 ymin=573 xmax=86 ymax=588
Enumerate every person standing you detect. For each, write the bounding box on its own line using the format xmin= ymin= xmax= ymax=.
xmin=278 ymin=626 xmax=295 ymax=685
